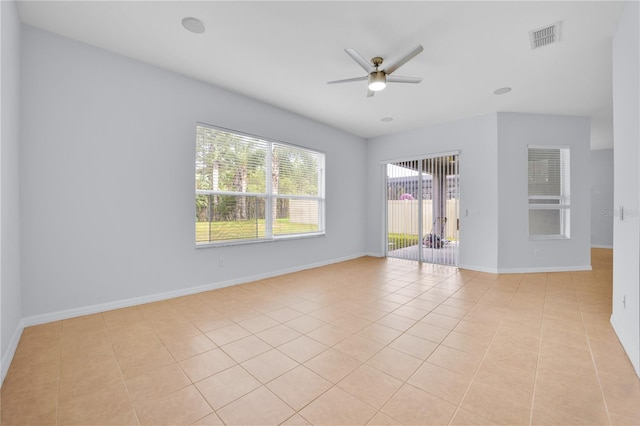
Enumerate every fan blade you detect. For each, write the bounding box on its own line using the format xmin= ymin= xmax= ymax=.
xmin=327 ymin=76 xmax=368 ymax=84
xmin=345 ymin=48 xmax=375 ymax=73
xmin=367 ymin=89 xmax=375 ymax=97
xmin=386 ymin=75 xmax=423 ymax=84
xmin=383 ymin=45 xmax=424 ymax=75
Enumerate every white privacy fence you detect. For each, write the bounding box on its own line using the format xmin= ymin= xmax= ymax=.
xmin=289 ymin=199 xmax=319 ymax=224
xmin=387 ymin=200 xmax=459 ymax=240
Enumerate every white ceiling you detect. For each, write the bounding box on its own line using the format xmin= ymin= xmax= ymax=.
xmin=17 ymin=1 xmax=624 ymax=149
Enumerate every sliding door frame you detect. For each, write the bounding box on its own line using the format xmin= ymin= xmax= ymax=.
xmin=383 ymin=150 xmax=460 ymax=265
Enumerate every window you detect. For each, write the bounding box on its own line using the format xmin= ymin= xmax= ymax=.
xmin=195 ymin=124 xmax=325 ymax=245
xmin=528 ymin=146 xmax=570 ymax=238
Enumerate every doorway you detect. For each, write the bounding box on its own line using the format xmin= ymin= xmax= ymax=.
xmin=385 ymin=153 xmax=460 ymax=266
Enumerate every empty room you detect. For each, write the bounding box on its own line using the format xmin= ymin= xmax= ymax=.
xmin=1 ymin=1 xmax=639 ymax=425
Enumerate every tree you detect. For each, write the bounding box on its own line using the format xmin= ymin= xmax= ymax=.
xmin=196 ymin=125 xmax=319 ymax=230
xmin=272 ymin=146 xmax=280 ymax=221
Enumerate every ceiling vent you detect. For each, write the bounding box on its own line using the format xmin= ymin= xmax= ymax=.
xmin=529 ymin=22 xmax=561 ymax=49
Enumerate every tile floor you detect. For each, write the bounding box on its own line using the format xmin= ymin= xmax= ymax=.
xmin=1 ymin=248 xmax=639 ymax=425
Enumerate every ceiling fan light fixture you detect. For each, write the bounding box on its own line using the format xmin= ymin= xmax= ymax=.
xmin=327 ymin=45 xmax=422 ymax=97
xmin=368 ymin=71 xmax=386 ymax=91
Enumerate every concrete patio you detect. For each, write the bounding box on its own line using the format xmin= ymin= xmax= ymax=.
xmin=388 ymin=240 xmax=458 ymax=266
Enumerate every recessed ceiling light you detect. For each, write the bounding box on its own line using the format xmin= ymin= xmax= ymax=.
xmin=182 ymin=17 xmax=205 ymax=34
xmin=381 ymin=117 xmax=394 ymax=122
xmin=494 ymin=87 xmax=512 ymax=95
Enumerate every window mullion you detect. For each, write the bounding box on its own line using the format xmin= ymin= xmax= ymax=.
xmin=196 ymin=123 xmax=325 ymax=246
xmin=318 ymin=157 xmax=325 ymax=231
xmin=265 ymin=142 xmax=273 ymax=239
xmin=527 ymin=146 xmax=570 ymax=238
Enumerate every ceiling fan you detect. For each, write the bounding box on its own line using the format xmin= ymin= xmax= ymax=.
xmin=327 ymin=45 xmax=424 ymax=97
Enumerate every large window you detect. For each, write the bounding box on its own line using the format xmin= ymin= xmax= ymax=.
xmin=528 ymin=146 xmax=570 ymax=238
xmin=195 ymin=124 xmax=325 ymax=245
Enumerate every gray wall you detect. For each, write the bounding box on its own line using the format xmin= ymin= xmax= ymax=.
xmin=612 ymin=0 xmax=640 ymax=377
xmin=366 ymin=114 xmax=500 ymax=272
xmin=497 ymin=113 xmax=592 ymax=271
xmin=366 ymin=112 xmax=592 ymax=273
xmin=1 ymin=0 xmax=23 ymax=379
xmin=591 ymin=148 xmax=614 ymax=248
xmin=19 ymin=26 xmax=367 ymax=320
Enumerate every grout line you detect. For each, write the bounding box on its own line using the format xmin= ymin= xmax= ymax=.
xmin=275 ymin=296 xmax=407 ymax=424
xmin=154 ymin=316 xmax=220 ymax=424
xmin=104 ymin=311 xmax=143 ymax=426
xmin=528 ymin=274 xmax=548 ymax=426
xmin=184 ymin=301 xmax=345 ymax=423
xmin=446 ymin=273 xmax=522 ymax=425
xmin=575 ymin=272 xmax=614 ymax=426
xmin=55 ymin=321 xmax=63 ymax=426
xmin=304 ymin=263 xmax=466 ymax=425
xmin=349 ymin=269 xmax=463 ymax=425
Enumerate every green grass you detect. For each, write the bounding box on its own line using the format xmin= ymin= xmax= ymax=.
xmin=196 ymin=219 xmax=318 ymax=243
xmin=388 ymin=233 xmax=420 ymax=250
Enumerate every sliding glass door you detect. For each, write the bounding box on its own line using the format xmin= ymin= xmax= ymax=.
xmin=385 ymin=153 xmax=459 ymax=266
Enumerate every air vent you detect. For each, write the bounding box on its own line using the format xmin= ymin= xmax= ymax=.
xmin=529 ymin=22 xmax=561 ymax=49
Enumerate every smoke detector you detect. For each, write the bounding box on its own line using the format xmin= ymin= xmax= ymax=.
xmin=529 ymin=22 xmax=561 ymax=49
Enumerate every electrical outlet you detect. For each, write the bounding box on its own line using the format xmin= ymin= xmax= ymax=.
xmin=534 ymin=249 xmax=540 ymax=257
xmin=219 ymin=259 xmax=224 ymax=268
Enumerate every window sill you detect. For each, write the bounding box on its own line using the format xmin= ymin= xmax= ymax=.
xmin=528 ymin=235 xmax=570 ymax=241
xmin=196 ymin=232 xmax=326 ymax=248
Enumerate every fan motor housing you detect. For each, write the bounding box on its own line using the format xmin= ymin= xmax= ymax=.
xmin=368 ymin=71 xmax=387 ymax=91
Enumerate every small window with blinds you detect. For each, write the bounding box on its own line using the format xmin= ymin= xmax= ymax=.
xmin=195 ymin=124 xmax=325 ymax=246
xmin=528 ymin=146 xmax=570 ymax=239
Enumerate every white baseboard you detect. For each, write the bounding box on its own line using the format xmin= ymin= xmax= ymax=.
xmin=21 ymin=252 xmax=367 ymax=328
xmin=363 ymin=252 xmax=384 ymax=258
xmin=496 ymin=265 xmax=592 ymax=273
xmin=591 ymin=244 xmax=613 ymax=249
xmin=457 ymin=264 xmax=592 ymax=274
xmin=1 ymin=319 xmax=25 ymax=384
xmin=610 ymin=314 xmax=640 ymax=378
xmin=457 ymin=264 xmax=498 ymax=273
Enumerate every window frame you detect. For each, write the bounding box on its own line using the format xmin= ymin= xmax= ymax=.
xmin=527 ymin=145 xmax=570 ymax=240
xmin=195 ymin=123 xmax=326 ymax=247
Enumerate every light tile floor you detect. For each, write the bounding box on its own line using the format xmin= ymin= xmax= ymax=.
xmin=1 ymin=248 xmax=639 ymax=425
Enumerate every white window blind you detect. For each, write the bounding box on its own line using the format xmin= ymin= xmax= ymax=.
xmin=528 ymin=146 xmax=570 ymax=238
xmin=196 ymin=124 xmax=325 ymax=245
